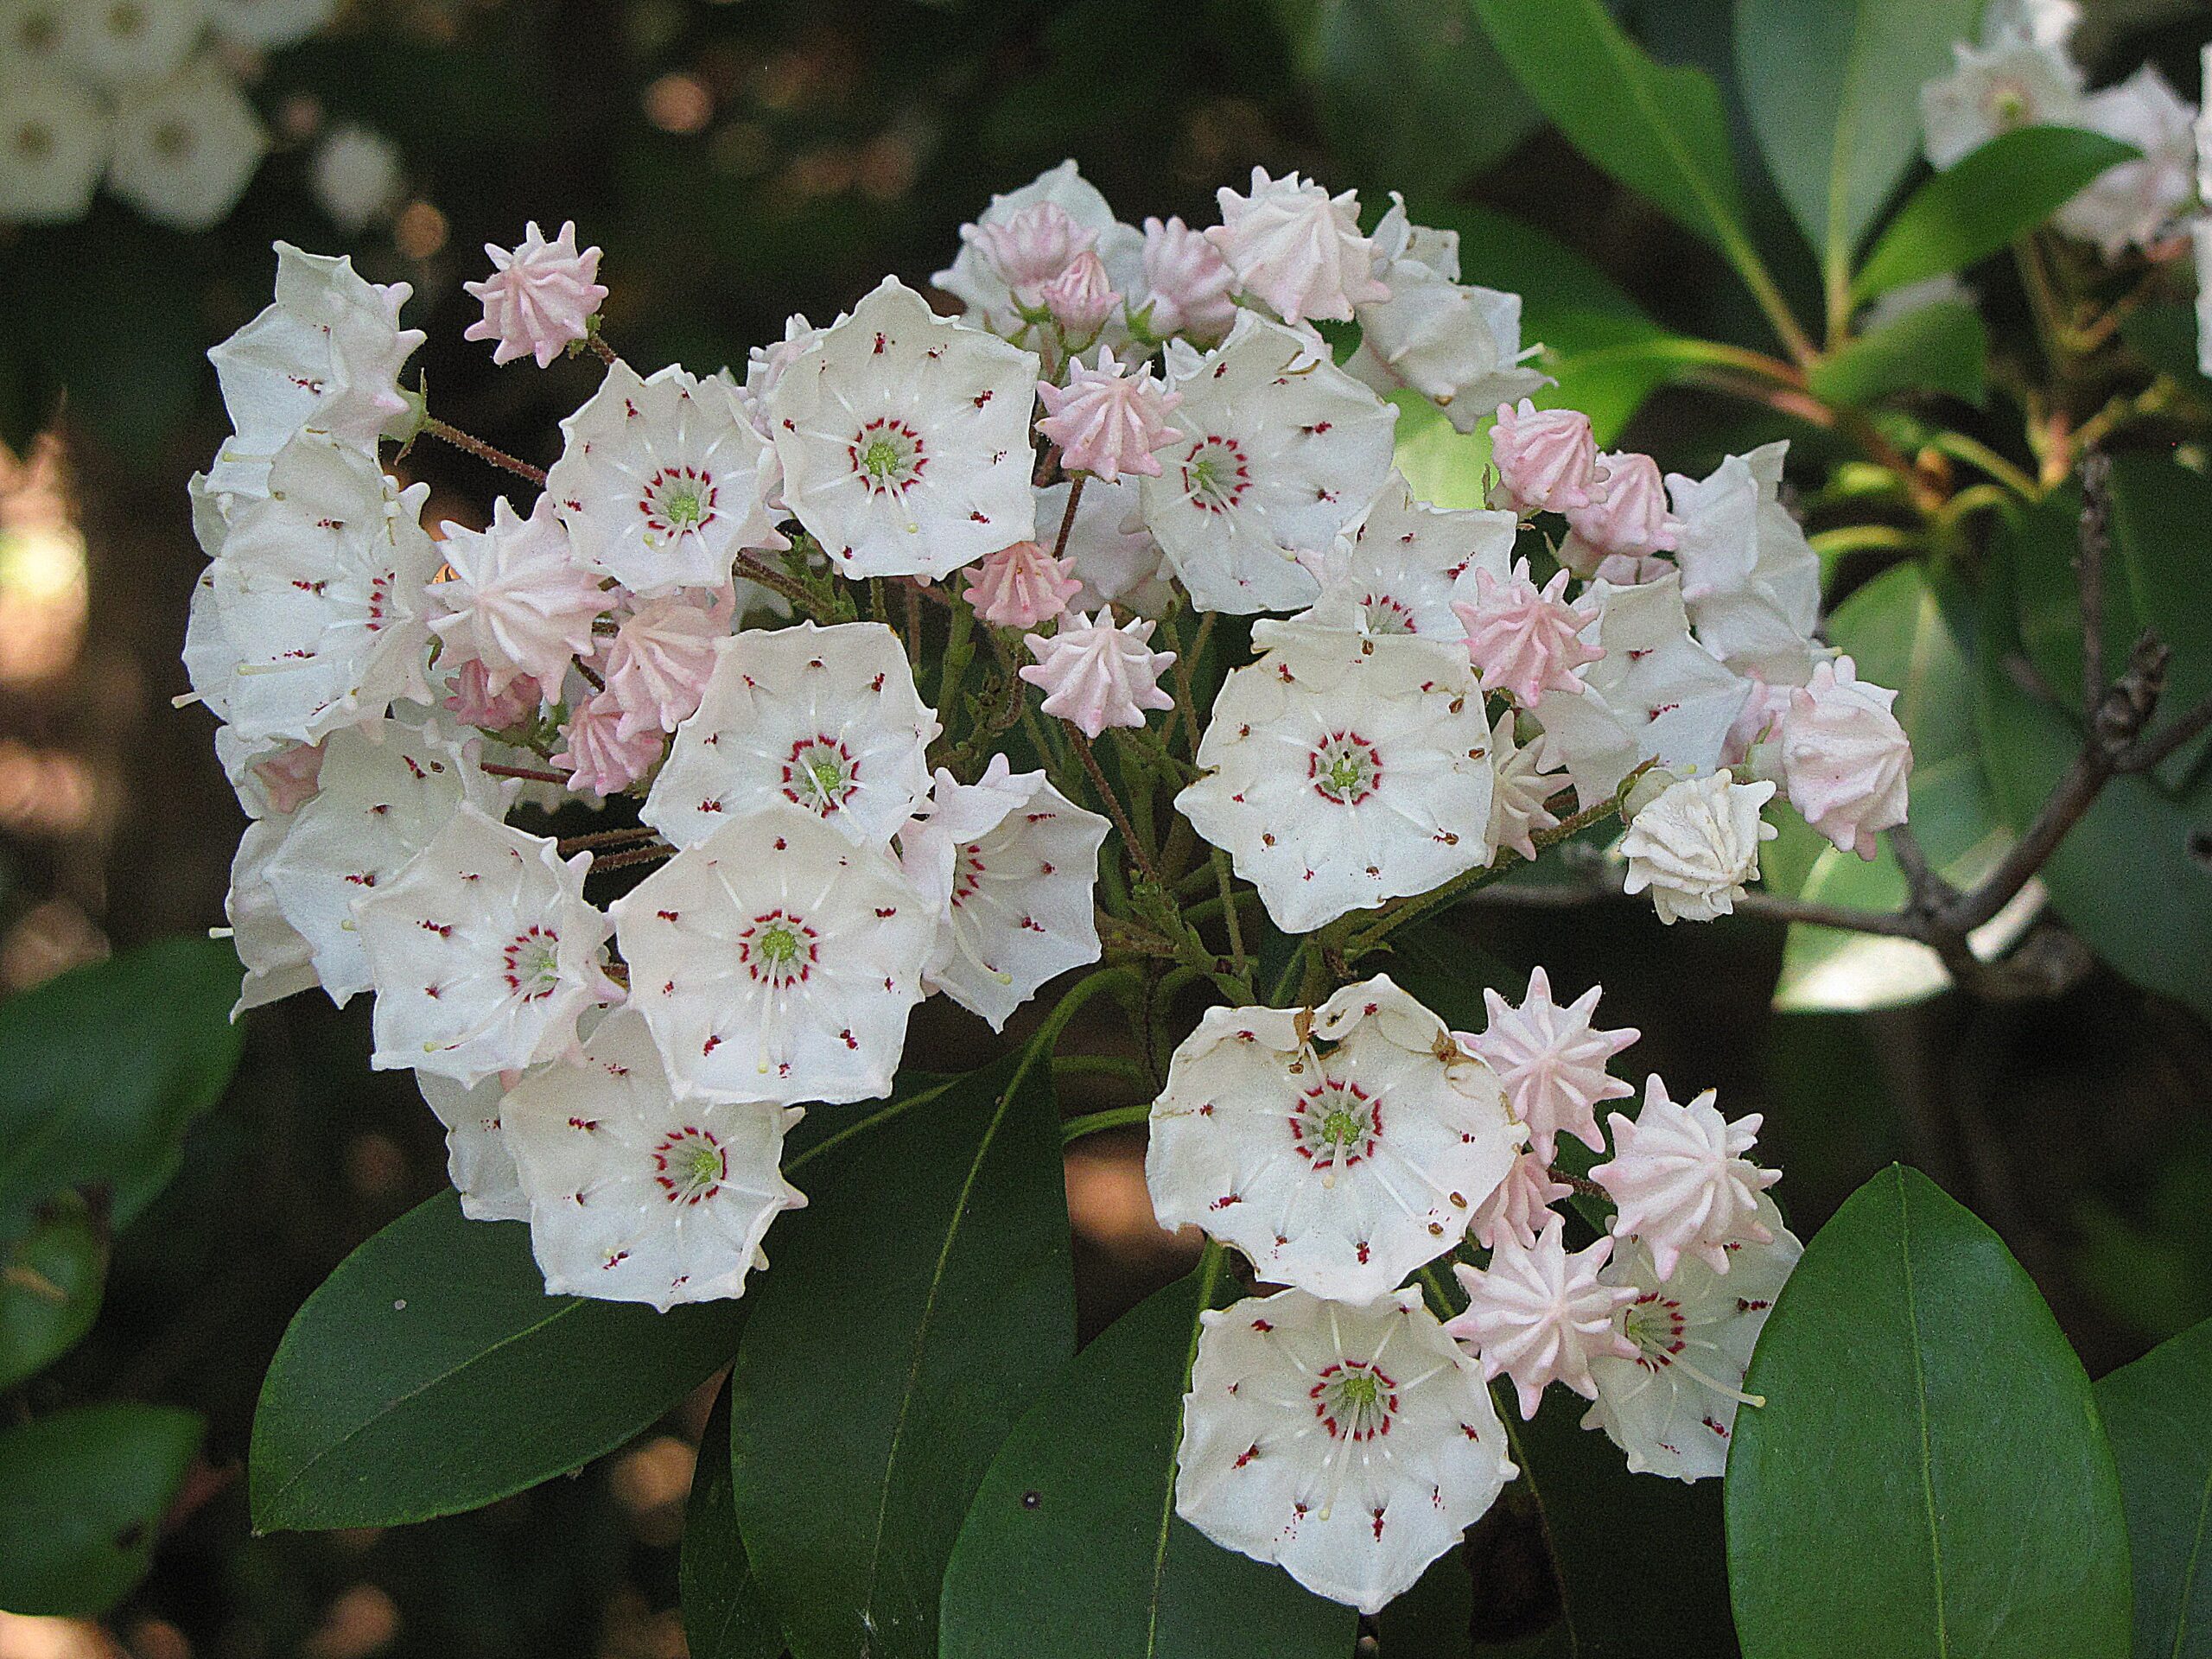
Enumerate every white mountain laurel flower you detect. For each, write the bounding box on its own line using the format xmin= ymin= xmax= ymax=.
xmin=1300 ymin=472 xmax=1515 ymax=639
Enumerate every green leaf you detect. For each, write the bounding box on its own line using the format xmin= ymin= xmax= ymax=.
xmin=0 ymin=936 xmax=245 ymax=1238
xmin=1726 ymin=1165 xmax=2133 ymax=1659
xmin=680 ymin=1377 xmax=785 ymax=1659
xmin=731 ymin=1057 xmax=1076 ymax=1659
xmin=1735 ymin=0 xmax=1980 ymax=270
xmin=1768 ymin=565 xmax=2012 ymax=1012
xmin=941 ymin=1258 xmax=1353 ymax=1659
xmin=2095 ymin=1317 xmax=2212 ymax=1659
xmin=1808 ymin=299 xmax=1988 ymax=408
xmin=0 ymin=1402 xmax=203 ymax=1616
xmin=251 ymin=1192 xmax=747 ymax=1531
xmin=2118 ymin=304 xmax=2211 ymax=389
xmin=1852 ymin=126 xmax=2140 ymax=302
xmin=0 ymin=1193 xmax=107 ymax=1391
xmin=1471 ymin=0 xmax=1749 ymax=257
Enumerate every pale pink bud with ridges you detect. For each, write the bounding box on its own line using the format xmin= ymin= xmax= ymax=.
xmin=1592 ymin=1075 xmax=1780 ymax=1280
xmin=1034 ymin=347 xmax=1185 ymax=482
xmin=1462 ymin=967 xmax=1638 ymax=1163
xmin=1138 ymin=214 xmax=1238 ymax=342
xmin=1470 ymin=1149 xmax=1574 ymax=1251
xmin=1567 ymin=450 xmax=1681 ymax=556
xmin=1447 ymin=1217 xmax=1638 ymax=1420
xmin=1205 ymin=168 xmax=1390 ymax=326
xmin=1039 ymin=250 xmax=1117 ymax=335
xmin=1491 ymin=400 xmax=1604 ymax=514
xmin=1781 ymin=654 xmax=1911 ymax=859
xmin=463 ymin=221 xmax=608 ymax=369
xmin=1452 ymin=561 xmax=1603 ymax=708
xmin=601 ymin=589 xmax=729 ymax=741
xmin=968 ymin=200 xmax=1096 ymax=308
xmin=964 ymin=540 xmax=1083 ymax=631
xmin=1019 ymin=608 xmax=1176 ymax=738
xmin=552 ymin=691 xmax=663 ymax=798
xmin=442 ymin=659 xmax=541 ymax=731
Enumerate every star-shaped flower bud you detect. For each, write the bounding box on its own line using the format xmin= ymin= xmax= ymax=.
xmin=1039 ymin=249 xmax=1117 ymax=335
xmin=601 ymin=588 xmax=729 ymax=740
xmin=1452 ymin=561 xmax=1603 ymax=709
xmin=1035 ymin=347 xmax=1185 ymax=483
xmin=547 ymin=360 xmax=786 ymax=598
xmin=1782 ymin=654 xmax=1912 ymax=860
xmin=1448 ymin=1216 xmax=1638 ymax=1419
xmin=1529 ymin=574 xmax=1751 ymax=808
xmin=418 ymin=1070 xmax=529 ymax=1223
xmin=932 ymin=160 xmax=1142 ymax=338
xmin=1668 ymin=442 xmax=1821 ymax=685
xmin=1463 ymin=967 xmax=1638 ymax=1162
xmin=968 ymin=200 xmax=1097 ymax=309
xmin=1486 ymin=717 xmax=1566 ymax=863
xmin=1019 ymin=607 xmax=1176 ymax=739
xmin=1565 ymin=450 xmax=1681 ymax=563
xmin=1593 ymin=1075 xmax=1780 ymax=1279
xmin=355 ymin=806 xmax=618 ymax=1086
xmin=609 ymin=805 xmax=934 ymax=1105
xmin=1620 ymin=771 xmax=1777 ymax=925
xmin=463 ymin=220 xmax=608 ymax=369
xmin=1175 ymin=1286 xmax=1515 ymax=1616
xmin=552 ymin=690 xmax=664 ymax=798
xmin=207 ymin=243 xmax=423 ymax=496
xmin=1301 ymin=473 xmax=1514 ymax=639
xmin=429 ymin=493 xmax=607 ymax=698
xmin=1135 ymin=213 xmax=1238 ymax=343
xmin=1583 ymin=1197 xmax=1801 ymax=1480
xmin=767 ymin=276 xmax=1041 ymax=580
xmin=900 ymin=756 xmax=1109 ymax=1031
xmin=1141 ymin=311 xmax=1396 ymax=615
xmin=504 ymin=1009 xmax=807 ymax=1308
xmin=1175 ymin=620 xmax=1494 ymax=934
xmin=644 ymin=620 xmax=938 ymax=851
xmin=1147 ymin=976 xmax=1522 ymax=1300
xmin=1205 ymin=167 xmax=1390 ymax=326
xmin=262 ymin=721 xmax=507 ymax=1005
xmin=1491 ymin=400 xmax=1604 ymax=515
xmin=963 ymin=539 xmax=1082 ymax=631
xmin=194 ymin=434 xmax=439 ymax=744
xmin=1469 ymin=1148 xmax=1573 ymax=1251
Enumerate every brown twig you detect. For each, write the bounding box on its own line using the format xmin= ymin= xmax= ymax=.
xmin=423 ymin=417 xmax=548 ymax=486
xmin=1071 ymin=728 xmax=1165 ymax=888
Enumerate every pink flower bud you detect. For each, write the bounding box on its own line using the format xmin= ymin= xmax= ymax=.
xmin=968 ymin=200 xmax=1096 ymax=308
xmin=1034 ymin=346 xmax=1185 ymax=482
xmin=1138 ymin=214 xmax=1238 ymax=343
xmin=601 ymin=590 xmax=727 ymax=741
xmin=442 ymin=658 xmax=542 ymax=730
xmin=964 ymin=539 xmax=1083 ymax=632
xmin=1205 ymin=167 xmax=1389 ymax=326
xmin=463 ymin=221 xmax=608 ymax=369
xmin=1491 ymin=399 xmax=1604 ymax=514
xmin=1039 ymin=250 xmax=1117 ymax=335
xmin=1452 ymin=561 xmax=1603 ymax=708
xmin=1018 ymin=608 xmax=1176 ymax=738
xmin=1565 ymin=450 xmax=1681 ymax=556
xmin=1781 ymin=654 xmax=1912 ymax=859
xmin=551 ymin=690 xmax=663 ymax=798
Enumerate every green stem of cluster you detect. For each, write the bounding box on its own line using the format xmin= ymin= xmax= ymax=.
xmin=1060 ymin=1103 xmax=1153 ymax=1144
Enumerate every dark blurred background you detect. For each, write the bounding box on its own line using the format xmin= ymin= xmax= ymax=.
xmin=3 ymin=2 xmax=2209 ymax=1656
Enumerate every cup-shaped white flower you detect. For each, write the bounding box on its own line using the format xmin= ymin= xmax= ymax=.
xmin=1141 ymin=311 xmax=1396 ymax=615
xmin=262 ymin=721 xmax=506 ymax=1004
xmin=1448 ymin=1216 xmax=1637 ymax=1419
xmin=207 ymin=243 xmax=422 ymax=495
xmin=1667 ymin=442 xmax=1821 ymax=686
xmin=2054 ymin=66 xmax=2198 ymax=257
xmin=547 ymin=360 xmax=787 ymax=598
xmin=355 ymin=806 xmax=618 ymax=1086
xmin=1592 ymin=1075 xmax=1781 ymax=1279
xmin=1530 ymin=575 xmax=1751 ymax=809
xmin=195 ymin=434 xmax=440 ymax=744
xmin=1463 ymin=966 xmax=1638 ymax=1163
xmin=1619 ymin=771 xmax=1777 ymax=925
xmin=643 ymin=620 xmax=939 ymax=851
xmin=1300 ymin=472 xmax=1514 ymax=639
xmin=418 ymin=1071 xmax=530 ymax=1224
xmin=1921 ymin=36 xmax=2082 ymax=168
xmin=609 ymin=804 xmax=934 ymax=1105
xmin=0 ymin=70 xmax=109 ymax=227
xmin=1175 ymin=1286 xmax=1515 ymax=1615
xmin=1781 ymin=654 xmax=1912 ymax=859
xmin=1582 ymin=1197 xmax=1801 ymax=1480
xmin=901 ymin=759 xmax=1109 ymax=1031
xmin=766 ymin=276 xmax=1041 ymax=580
xmin=1176 ymin=620 xmax=1495 ymax=934
xmin=504 ymin=1009 xmax=807 ymax=1308
xmin=1147 ymin=977 xmax=1522 ymax=1300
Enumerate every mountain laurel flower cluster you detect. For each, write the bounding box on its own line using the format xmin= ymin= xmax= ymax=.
xmin=186 ymin=161 xmax=1905 ymax=1612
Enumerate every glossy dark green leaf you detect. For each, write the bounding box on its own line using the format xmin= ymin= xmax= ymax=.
xmin=940 ymin=1258 xmax=1352 ymax=1659
xmin=0 ymin=1193 xmax=107 ymax=1391
xmin=680 ymin=1376 xmax=784 ymax=1659
xmin=2095 ymin=1317 xmax=2212 ymax=1659
xmin=1726 ymin=1166 xmax=2132 ymax=1659
xmin=251 ymin=1192 xmax=748 ymax=1530
xmin=0 ymin=935 xmax=245 ymax=1237
xmin=0 ymin=1402 xmax=203 ymax=1616
xmin=1853 ymin=127 xmax=2139 ymax=301
xmin=1735 ymin=0 xmax=1979 ymax=268
xmin=731 ymin=1057 xmax=1076 ymax=1659
xmin=2119 ymin=304 xmax=2210 ymax=388
xmin=1808 ymin=299 xmax=1987 ymax=409
xmin=1472 ymin=0 xmax=1749 ymax=259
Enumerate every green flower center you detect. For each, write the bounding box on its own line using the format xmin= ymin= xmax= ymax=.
xmin=1313 ymin=1361 xmax=1397 ymax=1441
xmin=757 ymin=923 xmax=800 ymax=964
xmin=862 ymin=439 xmax=902 ymax=480
xmin=1320 ymin=1105 xmax=1363 ymax=1147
